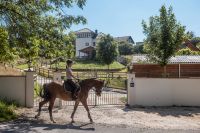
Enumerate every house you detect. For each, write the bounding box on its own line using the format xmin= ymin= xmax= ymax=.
xmin=114 ymin=36 xmax=135 ymax=44
xmin=131 ymin=54 xmax=200 ymax=78
xmin=75 ymin=28 xmax=134 ymax=58
xmin=181 ymin=40 xmax=200 ymax=51
xmin=75 ymin=28 xmax=97 ymax=58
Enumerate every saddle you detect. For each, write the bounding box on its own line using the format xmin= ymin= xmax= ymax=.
xmin=63 ymin=80 xmax=80 ymax=93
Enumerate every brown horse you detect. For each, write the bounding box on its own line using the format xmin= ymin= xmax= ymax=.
xmin=35 ymin=78 xmax=104 ymax=123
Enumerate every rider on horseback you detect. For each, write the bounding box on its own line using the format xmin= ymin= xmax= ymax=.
xmin=65 ymin=59 xmax=80 ymax=100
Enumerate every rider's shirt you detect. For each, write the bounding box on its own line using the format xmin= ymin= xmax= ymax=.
xmin=66 ymin=67 xmax=73 ymax=79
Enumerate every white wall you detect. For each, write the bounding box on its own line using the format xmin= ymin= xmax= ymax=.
xmin=0 ymin=76 xmax=26 ymax=106
xmin=76 ymin=37 xmax=95 ymax=57
xmin=0 ymin=72 xmax=35 ymax=107
xmin=128 ymin=76 xmax=200 ymax=106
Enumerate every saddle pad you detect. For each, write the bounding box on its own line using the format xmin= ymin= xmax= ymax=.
xmin=63 ymin=81 xmax=73 ymax=92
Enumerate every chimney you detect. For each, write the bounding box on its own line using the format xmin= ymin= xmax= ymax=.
xmin=95 ymin=29 xmax=98 ymax=34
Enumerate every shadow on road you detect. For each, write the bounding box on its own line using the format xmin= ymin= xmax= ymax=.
xmin=0 ymin=117 xmax=95 ymax=133
xmin=122 ymin=106 xmax=200 ymax=117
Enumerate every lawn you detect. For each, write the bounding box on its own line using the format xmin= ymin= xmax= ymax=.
xmin=108 ymin=77 xmax=127 ymax=89
xmin=53 ymin=60 xmax=125 ymax=70
xmin=16 ymin=64 xmax=29 ymax=70
xmin=0 ymin=99 xmax=18 ymax=122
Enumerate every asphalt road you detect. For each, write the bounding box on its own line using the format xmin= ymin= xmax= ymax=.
xmin=0 ymin=120 xmax=199 ymax=133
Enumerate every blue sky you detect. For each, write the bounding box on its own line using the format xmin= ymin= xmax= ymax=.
xmin=65 ymin=0 xmax=200 ymax=42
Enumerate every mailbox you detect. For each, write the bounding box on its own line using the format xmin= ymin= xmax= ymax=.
xmin=130 ymin=82 xmax=135 ymax=87
xmin=130 ymin=78 xmax=135 ymax=87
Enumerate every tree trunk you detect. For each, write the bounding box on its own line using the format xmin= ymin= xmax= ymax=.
xmin=106 ymin=65 xmax=110 ymax=87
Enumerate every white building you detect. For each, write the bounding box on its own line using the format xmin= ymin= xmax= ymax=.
xmin=75 ymin=28 xmax=134 ymax=58
xmin=75 ymin=28 xmax=98 ymax=58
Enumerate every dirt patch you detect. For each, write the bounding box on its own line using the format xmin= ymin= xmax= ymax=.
xmin=0 ymin=65 xmax=22 ymax=75
xmin=15 ymin=106 xmax=200 ymax=130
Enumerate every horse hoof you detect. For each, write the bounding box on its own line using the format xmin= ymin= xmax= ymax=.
xmin=35 ymin=115 xmax=39 ymax=119
xmin=71 ymin=120 xmax=75 ymax=123
xmin=52 ymin=121 xmax=56 ymax=123
xmin=90 ymin=120 xmax=94 ymax=123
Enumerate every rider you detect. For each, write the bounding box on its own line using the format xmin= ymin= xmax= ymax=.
xmin=66 ymin=59 xmax=79 ymax=100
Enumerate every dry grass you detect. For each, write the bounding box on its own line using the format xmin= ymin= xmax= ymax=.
xmin=0 ymin=65 xmax=23 ymax=76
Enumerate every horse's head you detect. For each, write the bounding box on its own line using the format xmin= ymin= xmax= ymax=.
xmin=92 ymin=79 xmax=104 ymax=96
xmin=80 ymin=78 xmax=104 ymax=96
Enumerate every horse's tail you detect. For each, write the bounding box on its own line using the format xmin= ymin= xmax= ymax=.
xmin=40 ymin=83 xmax=51 ymax=100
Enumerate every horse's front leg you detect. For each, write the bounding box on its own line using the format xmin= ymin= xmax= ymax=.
xmin=71 ymin=100 xmax=80 ymax=123
xmin=81 ymin=99 xmax=93 ymax=123
xmin=48 ymin=97 xmax=56 ymax=123
xmin=35 ymin=99 xmax=48 ymax=118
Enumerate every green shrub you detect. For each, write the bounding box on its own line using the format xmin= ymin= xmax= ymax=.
xmin=34 ymin=82 xmax=42 ymax=98
xmin=0 ymin=98 xmax=18 ymax=122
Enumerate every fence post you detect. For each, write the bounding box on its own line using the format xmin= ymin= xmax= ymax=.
xmin=48 ymin=70 xmax=50 ymax=78
xmin=25 ymin=71 xmax=35 ymax=107
xmin=53 ymin=71 xmax=62 ymax=108
xmin=39 ymin=68 xmax=40 ymax=75
xmin=95 ymin=94 xmax=97 ymax=106
xmin=43 ymin=68 xmax=45 ymax=76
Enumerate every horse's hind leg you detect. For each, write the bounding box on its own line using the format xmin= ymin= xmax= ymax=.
xmin=71 ymin=100 xmax=80 ymax=123
xmin=81 ymin=100 xmax=93 ymax=123
xmin=48 ymin=98 xmax=56 ymax=123
xmin=35 ymin=99 xmax=48 ymax=118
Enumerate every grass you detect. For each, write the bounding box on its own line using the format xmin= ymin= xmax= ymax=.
xmin=108 ymin=77 xmax=127 ymax=89
xmin=0 ymin=99 xmax=18 ymax=122
xmin=120 ymin=97 xmax=127 ymax=103
xmin=53 ymin=60 xmax=125 ymax=70
xmin=16 ymin=64 xmax=28 ymax=70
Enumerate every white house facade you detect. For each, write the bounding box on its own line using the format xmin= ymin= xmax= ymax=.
xmin=75 ymin=28 xmax=97 ymax=58
xmin=75 ymin=28 xmax=134 ymax=58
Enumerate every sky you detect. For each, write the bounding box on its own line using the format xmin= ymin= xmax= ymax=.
xmin=64 ymin=0 xmax=200 ymax=42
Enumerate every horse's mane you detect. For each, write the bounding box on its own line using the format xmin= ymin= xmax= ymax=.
xmin=79 ymin=78 xmax=102 ymax=86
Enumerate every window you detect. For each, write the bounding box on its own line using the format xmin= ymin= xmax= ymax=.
xmin=85 ymin=43 xmax=89 ymax=46
xmin=93 ymin=42 xmax=96 ymax=46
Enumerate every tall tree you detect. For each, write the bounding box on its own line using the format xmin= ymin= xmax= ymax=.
xmin=96 ymin=34 xmax=118 ymax=84
xmin=0 ymin=0 xmax=87 ymax=67
xmin=0 ymin=27 xmax=18 ymax=66
xmin=97 ymin=34 xmax=119 ymax=69
xmin=142 ymin=5 xmax=185 ymax=77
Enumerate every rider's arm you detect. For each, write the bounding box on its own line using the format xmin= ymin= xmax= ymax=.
xmin=68 ymin=69 xmax=77 ymax=80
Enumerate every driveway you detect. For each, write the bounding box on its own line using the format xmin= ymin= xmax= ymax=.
xmin=0 ymin=120 xmax=199 ymax=133
xmin=1 ymin=106 xmax=200 ymax=133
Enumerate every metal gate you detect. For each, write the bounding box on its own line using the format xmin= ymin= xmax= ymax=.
xmin=34 ymin=69 xmax=127 ymax=107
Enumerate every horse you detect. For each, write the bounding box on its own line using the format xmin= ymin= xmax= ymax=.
xmin=35 ymin=78 xmax=104 ymax=123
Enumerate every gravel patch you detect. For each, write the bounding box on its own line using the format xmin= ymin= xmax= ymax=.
xmin=13 ymin=106 xmax=200 ymax=130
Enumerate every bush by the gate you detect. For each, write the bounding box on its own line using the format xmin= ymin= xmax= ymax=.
xmin=0 ymin=98 xmax=18 ymax=122
xmin=34 ymin=82 xmax=42 ymax=98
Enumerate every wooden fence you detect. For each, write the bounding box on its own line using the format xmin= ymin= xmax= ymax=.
xmin=35 ymin=67 xmax=127 ymax=79
xmin=34 ymin=67 xmax=127 ymax=89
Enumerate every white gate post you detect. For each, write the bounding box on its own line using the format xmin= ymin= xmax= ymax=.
xmin=25 ymin=71 xmax=35 ymax=107
xmin=53 ymin=71 xmax=62 ymax=108
xmin=127 ymin=72 xmax=136 ymax=106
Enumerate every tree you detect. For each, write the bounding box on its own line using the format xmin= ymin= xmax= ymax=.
xmin=0 ymin=27 xmax=18 ymax=67
xmin=142 ymin=5 xmax=185 ymax=77
xmin=118 ymin=41 xmax=134 ymax=55
xmin=63 ymin=32 xmax=76 ymax=59
xmin=96 ymin=34 xmax=118 ymax=84
xmin=0 ymin=0 xmax=86 ymax=67
xmin=176 ymin=48 xmax=200 ymax=55
xmin=132 ymin=44 xmax=146 ymax=54
xmin=97 ymin=34 xmax=119 ymax=68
